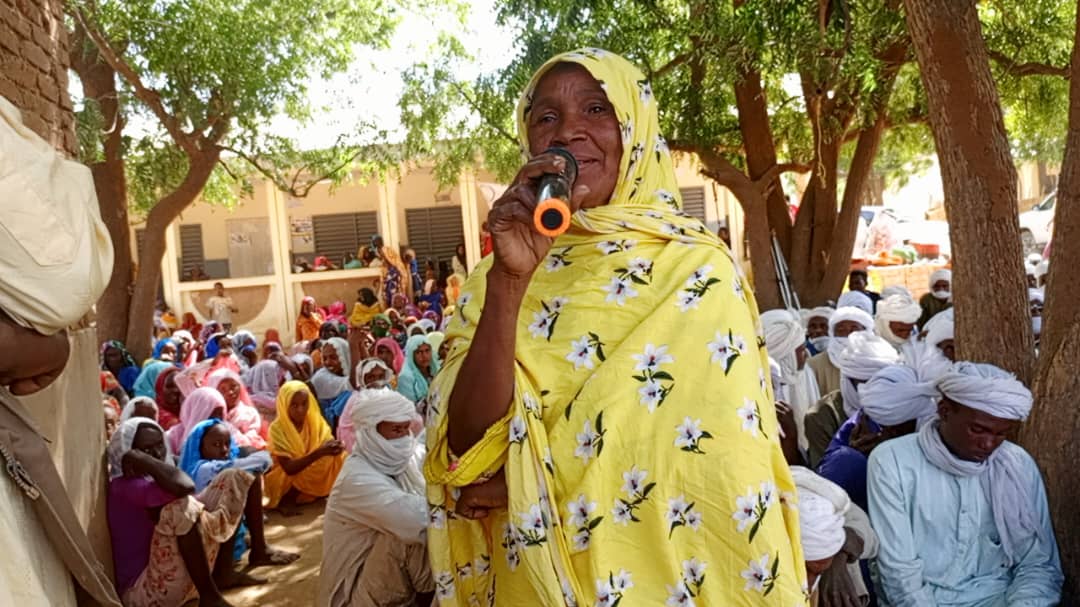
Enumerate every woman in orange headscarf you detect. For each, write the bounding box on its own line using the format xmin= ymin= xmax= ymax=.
xmin=263 ymin=381 xmax=346 ymax=513
xmin=295 ymin=296 xmax=324 ymax=343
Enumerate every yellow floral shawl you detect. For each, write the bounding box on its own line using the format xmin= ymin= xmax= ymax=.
xmin=425 ymin=49 xmax=807 ymax=606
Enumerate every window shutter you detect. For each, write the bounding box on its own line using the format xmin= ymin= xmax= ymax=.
xmin=312 ymin=212 xmax=379 ymax=262
xmin=178 ymin=224 xmax=204 ymax=275
xmin=405 ymin=207 xmax=464 ymax=268
xmin=680 ymin=186 xmax=707 ymax=222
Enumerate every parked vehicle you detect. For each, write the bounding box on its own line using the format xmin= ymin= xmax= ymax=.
xmin=1019 ymin=191 xmax=1056 ymax=255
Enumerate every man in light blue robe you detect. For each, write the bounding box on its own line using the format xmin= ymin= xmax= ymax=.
xmin=868 ymin=362 xmax=1061 ymax=606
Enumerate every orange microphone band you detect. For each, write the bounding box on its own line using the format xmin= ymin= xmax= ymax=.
xmin=534 ymin=198 xmax=571 ymax=237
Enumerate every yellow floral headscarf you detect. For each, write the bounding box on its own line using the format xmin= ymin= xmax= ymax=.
xmin=269 ymin=380 xmax=332 ymax=458
xmin=425 ymin=49 xmax=807 ymax=606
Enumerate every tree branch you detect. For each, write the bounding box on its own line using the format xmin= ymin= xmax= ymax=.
xmin=450 ymin=82 xmax=518 ymax=146
xmin=753 ymin=162 xmax=811 ymax=190
xmin=71 ymin=5 xmax=199 ymax=156
xmin=988 ymin=49 xmax=1070 ymax=78
xmin=651 ymin=51 xmax=694 ymax=79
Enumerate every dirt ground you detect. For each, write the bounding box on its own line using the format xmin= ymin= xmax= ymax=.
xmin=190 ymin=501 xmax=327 ymax=607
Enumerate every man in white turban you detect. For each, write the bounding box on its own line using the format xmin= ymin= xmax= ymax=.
xmin=803 ymin=306 xmax=834 ymax=357
xmin=762 ymin=309 xmax=820 ymax=454
xmin=837 ymin=289 xmax=875 ymax=317
xmin=1030 ymin=288 xmax=1044 ymax=346
xmin=869 ymin=362 xmax=1062 ymax=606
xmin=791 ymin=466 xmax=879 ymax=607
xmin=319 ymin=389 xmax=434 ymax=607
xmin=817 ymin=362 xmax=928 ymax=511
xmin=919 ymin=268 xmax=953 ymax=327
xmin=807 ymin=307 xmax=875 ymax=401
xmin=804 ymin=331 xmax=899 ymax=468
xmin=874 ymin=294 xmax=923 ymax=362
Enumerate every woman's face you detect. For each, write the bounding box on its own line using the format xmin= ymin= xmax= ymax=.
xmin=216 ymin=378 xmax=242 ymax=410
xmin=374 ymin=318 xmax=390 ymax=333
xmin=414 ymin=344 xmax=433 ymax=372
xmin=377 ymin=345 xmax=394 ymax=369
xmin=322 ymin=344 xmax=343 ymax=376
xmin=439 ymin=341 xmax=451 ymax=362
xmin=200 ymin=424 xmax=231 ymax=461
xmin=288 ymin=390 xmax=310 ymax=427
xmin=133 ymin=401 xmax=156 ymax=420
xmin=104 ymin=347 xmax=124 ymax=370
xmin=131 ymin=426 xmax=167 ymax=463
xmin=301 ymin=301 xmax=313 ymax=316
xmin=159 ymin=342 xmax=177 ymax=361
xmin=526 ymin=63 xmax=623 ymax=209
xmin=363 ymin=366 xmax=387 ymax=388
xmin=161 ymin=374 xmax=182 ymax=413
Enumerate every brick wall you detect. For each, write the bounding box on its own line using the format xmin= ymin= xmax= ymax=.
xmin=0 ymin=0 xmax=75 ymax=155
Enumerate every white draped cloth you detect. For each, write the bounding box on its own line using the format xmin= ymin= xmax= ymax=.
xmin=319 ymin=390 xmax=427 ymax=607
xmin=833 ymin=331 xmax=902 ymax=416
xmin=874 ymin=294 xmax=922 ymax=349
xmin=761 ymin=309 xmax=819 ymax=451
xmin=859 ymin=365 xmax=940 ymax=427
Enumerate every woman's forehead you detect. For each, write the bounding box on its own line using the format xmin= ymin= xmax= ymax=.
xmin=530 ymin=63 xmax=606 ymax=106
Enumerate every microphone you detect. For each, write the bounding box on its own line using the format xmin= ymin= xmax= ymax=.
xmin=533 ymin=147 xmax=578 ymax=238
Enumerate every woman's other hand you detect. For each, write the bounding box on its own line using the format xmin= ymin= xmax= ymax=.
xmin=454 ymin=470 xmax=508 ymax=520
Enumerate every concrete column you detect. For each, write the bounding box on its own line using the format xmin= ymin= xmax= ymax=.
xmin=271 ymin=187 xmax=298 ymax=339
xmin=380 ymin=177 xmax=402 ymax=252
xmin=458 ymin=170 xmax=481 ymax=271
xmin=161 ymin=222 xmax=181 ymax=311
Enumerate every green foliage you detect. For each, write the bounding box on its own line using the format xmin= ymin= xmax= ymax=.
xmin=71 ymin=0 xmax=420 ymax=216
xmin=399 ymin=0 xmax=916 ymax=187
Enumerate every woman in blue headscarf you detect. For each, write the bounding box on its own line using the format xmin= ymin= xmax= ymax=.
xmin=131 ymin=360 xmax=174 ymax=399
xmin=396 ymin=334 xmax=440 ymax=404
xmin=152 ymin=337 xmax=180 ymax=365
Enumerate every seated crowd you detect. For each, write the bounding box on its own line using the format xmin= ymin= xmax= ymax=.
xmin=98 ymin=265 xmax=1061 ymax=607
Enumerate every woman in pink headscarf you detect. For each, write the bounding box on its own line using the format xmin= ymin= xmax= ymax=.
xmin=205 ymin=369 xmax=266 ymax=450
xmin=165 ymin=387 xmax=229 ymax=456
xmin=373 ymin=337 xmax=405 ymax=376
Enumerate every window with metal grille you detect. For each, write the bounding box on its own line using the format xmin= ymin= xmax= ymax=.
xmin=680 ymin=186 xmax=707 ymax=222
xmin=311 ymin=212 xmax=379 ymax=264
xmin=178 ymin=224 xmax=205 ymax=277
xmin=405 ymin=207 xmax=465 ymax=269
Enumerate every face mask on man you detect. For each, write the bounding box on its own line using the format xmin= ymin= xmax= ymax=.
xmin=932 ymin=289 xmax=951 ymax=301
xmin=809 ymin=336 xmax=831 ymax=353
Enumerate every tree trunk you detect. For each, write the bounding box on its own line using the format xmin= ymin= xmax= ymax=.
xmin=903 ymin=0 xmax=1034 ymax=380
xmin=1020 ymin=6 xmax=1080 ymax=601
xmin=807 ymin=117 xmax=888 ymax=304
xmin=733 ymin=70 xmax=793 ymax=259
xmin=70 ymin=25 xmax=132 ymax=344
xmin=126 ymin=150 xmax=220 ymax=360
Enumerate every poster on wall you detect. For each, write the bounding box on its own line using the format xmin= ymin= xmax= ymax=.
xmin=290 ymin=216 xmax=314 ymax=253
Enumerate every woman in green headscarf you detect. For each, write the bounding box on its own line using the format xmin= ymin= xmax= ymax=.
xmin=424 ymin=49 xmax=806 ymax=605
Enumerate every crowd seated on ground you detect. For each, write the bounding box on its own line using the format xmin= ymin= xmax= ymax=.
xmin=98 ymin=238 xmax=1061 ymax=607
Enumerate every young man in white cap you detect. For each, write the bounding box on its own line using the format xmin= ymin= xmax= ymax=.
xmin=868 ymin=362 xmax=1062 ymax=606
xmin=803 ymin=306 xmax=834 ymax=357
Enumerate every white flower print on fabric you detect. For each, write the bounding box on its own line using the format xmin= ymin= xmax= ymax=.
xmin=737 ymin=397 xmax=768 ymax=438
xmin=517 ymin=503 xmax=548 ymax=545
xmin=741 ymin=553 xmax=781 ymax=596
xmin=474 ymin=554 xmax=491 ymax=576
xmin=676 ymin=265 xmax=722 ymax=313
xmin=625 ymin=142 xmax=644 ymax=178
xmin=602 ymin=276 xmax=639 ymax=306
xmin=654 ymin=189 xmax=676 ymax=207
xmin=632 ymin=344 xmax=676 ymax=412
xmin=529 ymin=297 xmax=569 ymax=341
xmin=575 ymin=412 xmax=607 ymax=463
xmin=638 ymin=79 xmax=654 ymax=105
xmin=543 ymin=447 xmax=555 ymax=475
xmin=597 ymin=239 xmax=637 ymax=255
xmin=665 ymin=495 xmax=702 ymax=538
xmin=595 ymin=570 xmax=633 ymax=607
xmin=707 ymin=330 xmax=747 ymax=375
xmin=501 ymin=522 xmax=524 ymax=570
xmin=562 ymin=579 xmax=579 ymax=607
xmin=661 ymin=222 xmax=685 ymax=236
xmin=429 ymin=503 xmax=450 ymax=529
xmin=508 ymin=415 xmax=528 ymax=444
xmin=523 ymin=392 xmax=541 ymax=419
xmin=733 ymin=481 xmax=778 ymax=542
xmin=621 ymin=117 xmax=633 ymax=146
xmin=674 ymin=416 xmax=713 ymax=454
xmin=567 ymin=494 xmax=604 ymax=553
xmin=612 ymin=466 xmax=656 ymax=524
xmin=567 ymin=333 xmax=607 ymax=371
xmin=654 ymin=135 xmax=670 ymax=162
xmin=545 ymin=246 xmax=574 ymax=272
xmin=434 ymin=571 xmax=456 ymax=600
xmin=733 ymin=276 xmax=747 ymax=302
xmin=665 ymin=581 xmax=694 ymax=607
xmin=456 ymin=561 xmax=472 ymax=580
